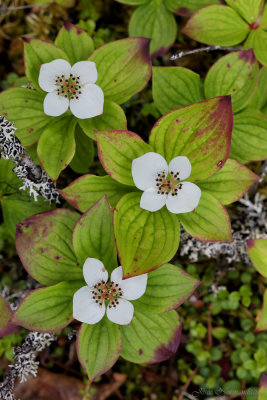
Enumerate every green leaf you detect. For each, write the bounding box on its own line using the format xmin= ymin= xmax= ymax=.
xmin=259 ymin=374 xmax=267 ymax=400
xmin=13 ymin=281 xmax=82 ymax=332
xmin=55 ymin=22 xmax=94 ymax=64
xmin=149 ymin=96 xmax=233 ymax=182
xmin=0 ymin=158 xmax=21 ymax=194
xmin=250 ymin=67 xmax=267 ymax=110
xmin=72 ymin=196 xmax=117 ymax=275
xmin=16 ymin=209 xmax=81 ymax=285
xmin=23 ymin=38 xmax=69 ymax=90
xmin=88 ymin=37 xmax=151 ymax=104
xmin=78 ymin=100 xmax=127 ymax=140
xmin=60 ymin=174 xmax=133 ymax=212
xmin=129 ymin=2 xmax=177 ymax=56
xmin=165 ymin=0 xmax=221 ymax=16
xmin=178 ymin=191 xmax=232 ymax=241
xmin=77 ymin=318 xmax=121 ymax=382
xmin=225 ymin=0 xmax=262 ymax=24
xmin=204 ymin=50 xmax=259 ymax=113
xmin=230 ymin=107 xmax=267 ymax=163
xmin=182 ymin=5 xmax=250 ymax=46
xmin=247 ymin=239 xmax=267 ymax=278
xmin=114 ymin=192 xmax=180 ymax=277
xmin=121 ymin=310 xmax=181 ymax=363
xmin=69 ymin=125 xmax=94 ymax=174
xmin=152 ymin=67 xmax=204 ymax=114
xmin=37 ymin=116 xmax=76 ymax=180
xmin=134 ymin=264 xmax=200 ymax=313
xmin=260 ymin=4 xmax=267 ymax=29
xmin=0 ymin=295 xmax=18 ymax=337
xmin=0 ymin=88 xmax=55 ymax=146
xmin=256 ymin=289 xmax=267 ymax=331
xmin=198 ymin=159 xmax=259 ymax=205
xmin=96 ymin=130 xmax=152 ymax=186
xmin=2 ymin=194 xmax=52 ymax=239
xmin=245 ymin=29 xmax=267 ymax=67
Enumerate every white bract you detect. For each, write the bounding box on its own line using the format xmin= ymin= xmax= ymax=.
xmin=132 ymin=152 xmax=201 ymax=214
xmin=38 ymin=59 xmax=104 ymax=119
xmin=73 ymin=258 xmax=147 ymax=325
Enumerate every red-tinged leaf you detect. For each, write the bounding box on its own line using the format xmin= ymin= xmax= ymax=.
xmin=134 ymin=263 xmax=201 ymax=313
xmin=0 ymin=295 xmax=18 ymax=337
xmin=88 ymin=37 xmax=151 ymax=104
xmin=259 ymin=373 xmax=267 ymax=399
xmin=128 ymin=2 xmax=177 ymax=57
xmin=13 ymin=281 xmax=83 ymax=332
xmin=60 ymin=174 xmax=132 ymax=212
xmin=16 ymin=209 xmax=81 ymax=286
xmin=178 ymin=191 xmax=233 ymax=242
xmin=198 ymin=159 xmax=259 ymax=205
xmin=55 ymin=22 xmax=94 ymax=64
xmin=182 ymin=5 xmax=249 ymax=46
xmin=204 ymin=49 xmax=259 ymax=113
xmin=247 ymin=239 xmax=267 ymax=278
xmin=121 ymin=310 xmax=182 ymax=363
xmin=77 ymin=318 xmax=122 ymax=382
xmin=96 ymin=130 xmax=152 ymax=186
xmin=245 ymin=28 xmax=267 ymax=67
xmin=149 ymin=96 xmax=233 ymax=182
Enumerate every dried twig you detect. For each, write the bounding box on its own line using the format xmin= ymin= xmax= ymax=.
xmin=170 ymin=45 xmax=240 ymax=60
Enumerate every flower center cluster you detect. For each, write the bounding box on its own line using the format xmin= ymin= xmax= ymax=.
xmin=55 ymin=73 xmax=82 ymax=100
xmin=91 ymin=280 xmax=123 ymax=309
xmin=155 ymin=171 xmax=183 ymax=196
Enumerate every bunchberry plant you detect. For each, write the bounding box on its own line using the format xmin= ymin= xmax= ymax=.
xmin=11 ymin=196 xmax=200 ymax=381
xmin=0 ymin=22 xmax=151 ymax=180
xmin=183 ymin=0 xmax=267 ymax=66
xmin=61 ymin=96 xmax=259 ymax=277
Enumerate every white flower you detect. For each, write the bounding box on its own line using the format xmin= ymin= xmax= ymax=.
xmin=132 ymin=152 xmax=201 ymax=214
xmin=38 ymin=59 xmax=104 ymax=119
xmin=73 ymin=258 xmax=147 ymax=325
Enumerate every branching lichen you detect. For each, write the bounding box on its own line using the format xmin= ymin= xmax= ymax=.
xmin=0 ymin=116 xmax=60 ymax=203
xmin=0 ymin=332 xmax=56 ymax=400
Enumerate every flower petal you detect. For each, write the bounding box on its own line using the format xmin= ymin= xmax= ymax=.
xmin=43 ymin=92 xmax=69 ymax=117
xmin=111 ymin=266 xmax=147 ymax=300
xmin=168 ymin=156 xmax=192 ymax=181
xmin=38 ymin=59 xmax=71 ymax=92
xmin=107 ymin=299 xmax=134 ymax=325
xmin=166 ymin=182 xmax=201 ymax=214
xmin=140 ymin=187 xmax=167 ymax=212
xmin=69 ymin=84 xmax=104 ymax=119
xmin=110 ymin=266 xmax=123 ymax=282
xmin=70 ymin=61 xmax=98 ymax=84
xmin=132 ymin=152 xmax=168 ymax=191
xmin=73 ymin=286 xmax=105 ymax=324
xmin=83 ymin=258 xmax=108 ymax=287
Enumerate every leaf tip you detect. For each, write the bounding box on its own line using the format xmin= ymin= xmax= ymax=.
xmin=238 ymin=48 xmax=256 ymax=65
xmin=150 ymin=320 xmax=182 ymax=363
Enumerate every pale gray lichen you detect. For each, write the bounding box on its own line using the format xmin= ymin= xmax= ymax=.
xmin=0 ymin=332 xmax=56 ymax=400
xmin=0 ymin=116 xmax=60 ymax=203
xmin=179 ymin=192 xmax=267 ymax=264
